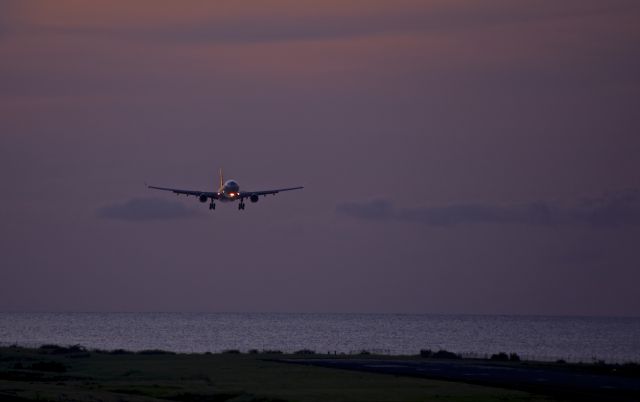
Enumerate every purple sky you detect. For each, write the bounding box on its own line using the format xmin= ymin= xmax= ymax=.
xmin=1 ymin=1 xmax=639 ymax=315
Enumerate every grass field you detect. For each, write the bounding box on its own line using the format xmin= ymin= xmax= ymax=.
xmin=0 ymin=346 xmax=564 ymax=402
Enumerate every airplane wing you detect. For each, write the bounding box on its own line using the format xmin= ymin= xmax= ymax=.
xmin=239 ymin=186 xmax=304 ymax=198
xmin=147 ymin=185 xmax=218 ymax=199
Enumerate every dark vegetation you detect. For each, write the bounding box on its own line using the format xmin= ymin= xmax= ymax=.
xmin=420 ymin=349 xmax=461 ymax=359
xmin=490 ymin=352 xmax=521 ymax=362
xmin=420 ymin=349 xmax=523 ymax=362
xmin=1 ymin=345 xmax=639 ymax=402
xmin=27 ymin=361 xmax=67 ymax=373
xmin=136 ymin=349 xmax=177 ymax=355
xmin=260 ymin=349 xmax=284 ymax=354
xmin=2 ymin=345 xmax=562 ymax=402
xmin=104 ymin=348 xmax=135 ymax=355
xmin=293 ymin=349 xmax=316 ymax=355
xmin=38 ymin=344 xmax=86 ymax=354
xmin=168 ymin=392 xmax=287 ymax=402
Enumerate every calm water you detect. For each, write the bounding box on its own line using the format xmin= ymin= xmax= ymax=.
xmin=1 ymin=313 xmax=639 ymax=363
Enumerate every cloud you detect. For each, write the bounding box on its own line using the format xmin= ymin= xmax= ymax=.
xmin=18 ymin=1 xmax=633 ymax=45
xmin=575 ymin=190 xmax=640 ymax=226
xmin=97 ymin=197 xmax=201 ymax=222
xmin=336 ymin=189 xmax=640 ymax=227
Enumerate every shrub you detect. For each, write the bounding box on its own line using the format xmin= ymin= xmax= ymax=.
xmin=433 ymin=349 xmax=460 ymax=359
xmin=222 ymin=349 xmax=241 ymax=354
xmin=293 ymin=349 xmax=316 ymax=355
xmin=248 ymin=349 xmax=259 ymax=354
xmin=38 ymin=344 xmax=86 ymax=354
xmin=261 ymin=350 xmax=283 ymax=354
xmin=137 ymin=349 xmax=176 ymax=355
xmin=490 ymin=352 xmax=509 ymax=362
xmin=509 ymin=353 xmax=521 ymax=362
xmin=109 ymin=349 xmax=135 ymax=355
xmin=39 ymin=344 xmax=60 ymax=351
xmin=420 ymin=349 xmax=433 ymax=358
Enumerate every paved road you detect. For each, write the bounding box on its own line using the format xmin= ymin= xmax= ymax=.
xmin=281 ymin=358 xmax=640 ymax=401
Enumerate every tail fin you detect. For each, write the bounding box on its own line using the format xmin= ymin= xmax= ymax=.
xmin=219 ymin=168 xmax=224 ymax=189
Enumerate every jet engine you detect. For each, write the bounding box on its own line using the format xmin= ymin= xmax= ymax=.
xmin=199 ymin=194 xmax=208 ymax=203
xmin=250 ymin=194 xmax=259 ymax=203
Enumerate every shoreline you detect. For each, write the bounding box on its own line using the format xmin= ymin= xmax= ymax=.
xmin=2 ymin=342 xmax=639 ymax=366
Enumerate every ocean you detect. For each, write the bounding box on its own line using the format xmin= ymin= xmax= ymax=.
xmin=1 ymin=312 xmax=638 ymax=363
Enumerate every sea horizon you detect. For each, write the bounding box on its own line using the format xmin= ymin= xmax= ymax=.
xmin=2 ymin=310 xmax=639 ymax=318
xmin=2 ymin=312 xmax=639 ymax=363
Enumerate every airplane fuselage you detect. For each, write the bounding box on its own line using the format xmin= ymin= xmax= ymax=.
xmin=218 ymin=179 xmax=240 ymax=202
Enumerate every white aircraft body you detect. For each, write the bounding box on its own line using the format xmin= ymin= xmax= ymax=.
xmin=147 ymin=169 xmax=303 ymax=210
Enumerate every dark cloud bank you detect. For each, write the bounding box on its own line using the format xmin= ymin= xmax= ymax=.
xmin=26 ymin=0 xmax=629 ymax=45
xmin=337 ymin=189 xmax=640 ymax=227
xmin=98 ymin=197 xmax=201 ymax=222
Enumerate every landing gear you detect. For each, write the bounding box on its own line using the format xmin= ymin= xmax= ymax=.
xmin=238 ymin=200 xmax=245 ymax=210
xmin=209 ymin=202 xmax=215 ymax=210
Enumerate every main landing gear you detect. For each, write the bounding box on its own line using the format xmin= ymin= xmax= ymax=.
xmin=209 ymin=202 xmax=215 ymax=210
xmin=238 ymin=200 xmax=246 ymax=210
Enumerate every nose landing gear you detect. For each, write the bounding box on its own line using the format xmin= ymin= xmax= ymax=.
xmin=238 ymin=200 xmax=246 ymax=210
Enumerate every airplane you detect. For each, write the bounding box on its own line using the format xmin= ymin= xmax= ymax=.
xmin=147 ymin=169 xmax=303 ymax=210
